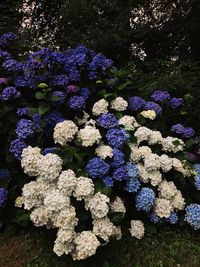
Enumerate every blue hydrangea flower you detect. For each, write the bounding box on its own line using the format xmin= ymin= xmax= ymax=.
xmin=74 ymin=45 xmax=90 ymax=55
xmin=1 ymin=87 xmax=20 ymax=100
xmin=135 ymin=187 xmax=155 ymax=212
xmin=193 ymin=164 xmax=200 ymax=175
xmin=53 ymin=75 xmax=69 ymax=86
xmin=106 ymin=128 xmax=129 ymax=148
xmin=0 ymin=188 xmax=8 ymax=208
xmin=0 ymin=50 xmax=11 ymax=60
xmin=128 ymin=96 xmax=146 ymax=111
xmin=69 ymin=69 xmax=80 ymax=81
xmin=110 ymin=148 xmax=125 ymax=168
xmin=15 ymin=119 xmax=34 ymax=139
xmin=68 ymin=96 xmax=86 ymax=110
xmin=185 ymin=204 xmax=200 ymax=230
xmin=97 ymin=113 xmax=118 ymax=129
xmin=144 ymin=101 xmax=162 ymax=115
xmin=0 ymin=32 xmax=17 ymax=44
xmin=113 ymin=165 xmax=129 ymax=181
xmin=49 ymin=51 xmax=65 ymax=64
xmin=17 ymin=108 xmax=28 ymax=117
xmin=75 ymin=53 xmax=87 ymax=66
xmin=166 ymin=212 xmax=178 ymax=224
xmin=23 ymin=59 xmax=44 ymax=71
xmin=171 ymin=123 xmax=185 ymax=134
xmin=194 ymin=175 xmax=200 ymax=190
xmin=79 ymin=87 xmax=90 ymax=100
xmin=126 ymin=162 xmax=139 ymax=178
xmin=88 ymin=71 xmax=97 ymax=80
xmin=182 ymin=127 xmax=195 ymax=139
xmin=149 ymin=212 xmax=163 ymax=224
xmin=150 ymin=90 xmax=170 ymax=103
xmin=51 ymin=91 xmax=66 ymax=103
xmin=10 ymin=139 xmax=28 ymax=160
xmin=42 ymin=147 xmax=57 ymax=155
xmin=3 ymin=59 xmax=22 ymax=71
xmin=125 ymin=177 xmax=141 ymax=193
xmin=168 ymin=97 xmax=184 ymax=109
xmin=45 ymin=111 xmax=64 ymax=128
xmin=0 ymin=169 xmax=10 ymax=180
xmin=32 ymin=114 xmax=41 ymax=130
xmin=102 ymin=176 xmax=113 ymax=187
xmin=86 ymin=157 xmax=110 ymax=179
xmin=15 ymin=76 xmax=28 ymax=88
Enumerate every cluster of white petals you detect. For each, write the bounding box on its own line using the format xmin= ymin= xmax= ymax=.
xmin=21 ymin=146 xmax=42 ymax=176
xmin=154 ymin=198 xmax=173 ymax=218
xmin=76 ymin=111 xmax=90 ymax=125
xmin=144 ymin=153 xmax=161 ymax=171
xmin=92 ymin=99 xmax=109 ymax=116
xmin=109 ymin=197 xmax=126 ymax=214
xmin=119 ymin=115 xmax=139 ymax=130
xmin=161 ymin=137 xmax=184 ymax=153
xmin=140 ymin=110 xmax=156 ymax=120
xmin=53 ymin=120 xmax=78 ymax=146
xmin=111 ymin=97 xmax=128 ymax=111
xmin=158 ymin=180 xmax=178 ymax=200
xmin=93 ymin=217 xmax=118 ymax=241
xmin=95 ymin=145 xmax=113 ymax=159
xmin=77 ymin=125 xmax=101 ymax=147
xmin=129 ymin=220 xmax=145 ymax=239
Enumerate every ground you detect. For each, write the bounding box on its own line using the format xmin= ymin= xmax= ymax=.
xmin=1 ymin=225 xmax=200 ymax=267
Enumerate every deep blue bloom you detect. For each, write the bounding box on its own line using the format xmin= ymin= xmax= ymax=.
xmin=113 ymin=165 xmax=130 ymax=181
xmin=69 ymin=69 xmax=80 ymax=81
xmin=97 ymin=113 xmax=118 ymax=129
xmin=49 ymin=51 xmax=65 ymax=64
xmin=149 ymin=212 xmax=163 ymax=224
xmin=10 ymin=139 xmax=27 ymax=160
xmin=32 ymin=114 xmax=41 ymax=130
xmin=128 ymin=96 xmax=146 ymax=111
xmin=0 ymin=33 xmax=17 ymax=46
xmin=0 ymin=188 xmax=8 ymax=208
xmin=0 ymin=50 xmax=11 ymax=60
xmin=151 ymin=90 xmax=170 ymax=103
xmin=86 ymin=157 xmax=110 ymax=179
xmin=194 ymin=175 xmax=200 ymax=190
xmin=185 ymin=204 xmax=200 ymax=230
xmin=75 ymin=53 xmax=87 ymax=66
xmin=102 ymin=176 xmax=113 ymax=187
xmin=110 ymin=148 xmax=125 ymax=168
xmin=45 ymin=111 xmax=64 ymax=128
xmin=1 ymin=87 xmax=20 ymax=100
xmin=53 ymin=75 xmax=69 ymax=87
xmin=15 ymin=76 xmax=28 ymax=87
xmin=42 ymin=147 xmax=57 ymax=155
xmin=74 ymin=45 xmax=90 ymax=55
xmin=88 ymin=71 xmax=97 ymax=80
xmin=166 ymin=212 xmax=178 ymax=224
xmin=15 ymin=119 xmax=34 ymax=139
xmin=171 ymin=124 xmax=195 ymax=139
xmin=3 ymin=59 xmax=22 ymax=71
xmin=0 ymin=169 xmax=10 ymax=180
xmin=106 ymin=128 xmax=129 ymax=148
xmin=68 ymin=96 xmax=86 ymax=110
xmin=168 ymin=97 xmax=184 ymax=109
xmin=51 ymin=91 xmax=66 ymax=103
xmin=79 ymin=87 xmax=90 ymax=100
xmin=23 ymin=59 xmax=44 ymax=71
xmin=193 ymin=164 xmax=200 ymax=175
xmin=182 ymin=127 xmax=195 ymax=139
xmin=125 ymin=177 xmax=141 ymax=193
xmin=17 ymin=108 xmax=28 ymax=117
xmin=135 ymin=187 xmax=155 ymax=212
xmin=144 ymin=101 xmax=162 ymax=115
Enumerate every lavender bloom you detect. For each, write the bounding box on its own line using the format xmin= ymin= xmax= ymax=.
xmin=168 ymin=97 xmax=184 ymax=109
xmin=171 ymin=123 xmax=185 ymax=134
xmin=128 ymin=96 xmax=146 ymax=111
xmin=151 ymin=90 xmax=170 ymax=103
xmin=68 ymin=96 xmax=86 ymax=110
xmin=17 ymin=108 xmax=28 ymax=117
xmin=1 ymin=87 xmax=20 ymax=100
xmin=15 ymin=119 xmax=34 ymax=139
xmin=182 ymin=127 xmax=195 ymax=139
xmin=66 ymin=85 xmax=79 ymax=93
xmin=10 ymin=139 xmax=27 ymax=160
xmin=144 ymin=101 xmax=162 ymax=115
xmin=0 ymin=78 xmax=7 ymax=85
xmin=97 ymin=113 xmax=118 ymax=129
xmin=3 ymin=59 xmax=22 ymax=72
xmin=0 ymin=188 xmax=8 ymax=208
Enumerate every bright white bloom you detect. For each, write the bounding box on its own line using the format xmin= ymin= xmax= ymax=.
xmin=73 ymin=177 xmax=94 ymax=201
xmin=77 ymin=125 xmax=101 ymax=147
xmin=44 ymin=189 xmax=70 ymax=212
xmin=171 ymin=190 xmax=185 ymax=210
xmin=30 ymin=206 xmax=52 ymax=226
xmin=92 ymin=99 xmax=109 ymax=116
xmin=95 ymin=145 xmax=113 ymax=159
xmin=57 ymin=170 xmax=77 ymax=196
xmin=130 ymin=145 xmax=152 ymax=163
xmin=138 ymin=146 xmax=152 ymax=159
xmin=158 ymin=180 xmax=178 ymax=200
xmin=144 ymin=153 xmax=160 ymax=171
xmin=148 ymin=170 xmax=162 ymax=186
xmin=92 ymin=217 xmax=115 ymax=241
xmin=134 ymin=127 xmax=152 ymax=143
xmin=129 ymin=220 xmax=145 ymax=239
xmin=85 ymin=192 xmax=110 ymax=219
xmin=162 ymin=137 xmax=184 ymax=153
xmin=77 ymin=111 xmax=90 ymax=125
xmin=53 ymin=120 xmax=78 ymax=146
xmin=53 ymin=230 xmax=75 ymax=256
xmin=140 ymin=110 xmax=156 ymax=120
xmin=37 ymin=153 xmax=63 ymax=181
xmin=21 ymin=146 xmax=42 ymax=176
xmin=53 ymin=207 xmax=78 ymax=230
xmin=15 ymin=196 xmax=24 ymax=208
xmin=119 ymin=115 xmax=139 ymax=130
xmin=109 ymin=197 xmax=126 ymax=214
xmin=148 ymin=131 xmax=163 ymax=145
xmin=111 ymin=97 xmax=128 ymax=111
xmin=138 ymin=164 xmax=149 ymax=183
xmin=72 ymin=231 xmax=100 ymax=260
xmin=22 ymin=181 xmax=44 ymax=210
xmin=160 ymin=154 xmax=173 ymax=172
xmin=154 ymin=198 xmax=173 ymax=218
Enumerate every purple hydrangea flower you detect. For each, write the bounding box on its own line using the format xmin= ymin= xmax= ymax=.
xmin=3 ymin=59 xmax=22 ymax=71
xmin=69 ymin=69 xmax=80 ymax=81
xmin=0 ymin=78 xmax=7 ymax=85
xmin=53 ymin=75 xmax=69 ymax=86
xmin=0 ymin=169 xmax=10 ymax=180
xmin=106 ymin=128 xmax=129 ymax=148
xmin=10 ymin=138 xmax=28 ymax=160
xmin=1 ymin=87 xmax=20 ymax=100
xmin=15 ymin=119 xmax=34 ymax=139
xmin=97 ymin=113 xmax=118 ymax=129
xmin=171 ymin=123 xmax=185 ymax=134
xmin=86 ymin=157 xmax=110 ymax=179
xmin=0 ymin=50 xmax=11 ymax=60
xmin=79 ymin=87 xmax=90 ymax=99
xmin=144 ymin=101 xmax=162 ymax=115
xmin=51 ymin=91 xmax=66 ymax=103
xmin=128 ymin=96 xmax=146 ymax=111
xmin=168 ymin=97 xmax=184 ymax=109
xmin=151 ymin=90 xmax=170 ymax=103
xmin=182 ymin=127 xmax=195 ymax=139
xmin=66 ymin=84 xmax=79 ymax=93
xmin=17 ymin=108 xmax=28 ymax=117
xmin=68 ymin=96 xmax=86 ymax=110
xmin=0 ymin=188 xmax=8 ymax=208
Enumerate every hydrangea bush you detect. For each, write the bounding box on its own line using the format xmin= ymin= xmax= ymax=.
xmin=1 ymin=33 xmax=200 ymax=260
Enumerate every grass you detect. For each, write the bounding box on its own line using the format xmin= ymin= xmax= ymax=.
xmin=1 ymin=225 xmax=200 ymax=267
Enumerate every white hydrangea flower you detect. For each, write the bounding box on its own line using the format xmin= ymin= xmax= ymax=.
xmin=148 ymin=170 xmax=162 ymax=186
xmin=77 ymin=111 xmax=90 ymax=126
xmin=85 ymin=192 xmax=110 ymax=219
xmin=140 ymin=110 xmax=156 ymax=120
xmin=129 ymin=144 xmax=140 ymax=163
xmin=73 ymin=176 xmax=94 ymax=201
xmin=134 ymin=127 xmax=152 ymax=144
xmin=92 ymin=217 xmax=115 ymax=241
xmin=119 ymin=115 xmax=139 ymax=131
xmin=92 ymin=99 xmax=109 ymax=116
xmin=171 ymin=190 xmax=185 ymax=210
xmin=44 ymin=189 xmax=70 ymax=212
xmin=148 ymin=131 xmax=163 ymax=145
xmin=160 ymin=154 xmax=173 ymax=172
xmin=161 ymin=137 xmax=184 ymax=153
xmin=57 ymin=170 xmax=77 ymax=196
xmin=30 ymin=206 xmax=52 ymax=226
xmin=77 ymin=125 xmax=101 ymax=147
xmin=21 ymin=146 xmax=42 ymax=176
xmin=129 ymin=220 xmax=145 ymax=239
xmin=154 ymin=198 xmax=173 ymax=218
xmin=53 ymin=231 xmax=75 ymax=256
xmin=144 ymin=153 xmax=160 ymax=171
xmin=138 ymin=164 xmax=149 ymax=183
xmin=72 ymin=231 xmax=100 ymax=260
xmin=111 ymin=226 xmax=122 ymax=240
xmin=95 ymin=145 xmax=113 ymax=159
xmin=109 ymin=197 xmax=126 ymax=214
xmin=158 ymin=180 xmax=178 ymax=200
xmin=15 ymin=196 xmax=24 ymax=208
xmin=138 ymin=146 xmax=152 ymax=159
xmin=37 ymin=153 xmax=63 ymax=181
xmin=53 ymin=120 xmax=78 ymax=146
xmin=111 ymin=97 xmax=128 ymax=111
xmin=52 ymin=206 xmax=78 ymax=230
xmin=22 ymin=181 xmax=43 ymax=210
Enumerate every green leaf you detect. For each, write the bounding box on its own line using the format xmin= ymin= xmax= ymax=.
xmin=38 ymin=104 xmax=50 ymax=114
xmin=116 ymin=80 xmax=132 ymax=91
xmin=35 ymin=92 xmax=46 ymax=100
